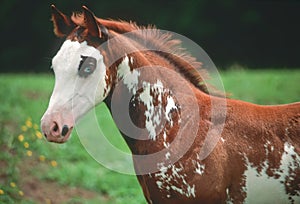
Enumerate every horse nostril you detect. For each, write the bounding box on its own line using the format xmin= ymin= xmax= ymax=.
xmin=44 ymin=133 xmax=47 ymax=138
xmin=61 ymin=125 xmax=69 ymax=137
xmin=52 ymin=122 xmax=59 ymax=132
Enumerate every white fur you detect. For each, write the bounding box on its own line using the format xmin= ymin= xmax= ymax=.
xmin=47 ymin=40 xmax=108 ymax=122
xmin=165 ymin=96 xmax=177 ymax=126
xmin=117 ymin=56 xmax=140 ymax=94
xmin=139 ymin=81 xmax=170 ymax=140
xmin=155 ymin=162 xmax=196 ymax=198
xmin=117 ymin=57 xmax=165 ymax=140
xmin=243 ymin=142 xmax=300 ymax=203
xmin=194 ymin=162 xmax=205 ymax=175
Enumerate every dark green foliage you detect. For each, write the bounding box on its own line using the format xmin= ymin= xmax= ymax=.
xmin=0 ymin=0 xmax=300 ymax=73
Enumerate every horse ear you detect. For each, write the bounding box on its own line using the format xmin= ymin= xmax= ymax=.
xmin=51 ymin=5 xmax=74 ymax=37
xmin=82 ymin=6 xmax=108 ymax=39
xmin=99 ymin=24 xmax=109 ymax=41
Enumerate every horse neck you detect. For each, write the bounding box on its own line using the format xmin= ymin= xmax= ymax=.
xmin=103 ymin=47 xmax=203 ymax=154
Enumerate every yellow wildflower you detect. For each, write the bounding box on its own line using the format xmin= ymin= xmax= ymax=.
xmin=33 ymin=124 xmax=39 ymax=130
xmin=26 ymin=120 xmax=32 ymax=128
xmin=10 ymin=182 xmax=16 ymax=188
xmin=24 ymin=142 xmax=29 ymax=148
xmin=27 ymin=150 xmax=33 ymax=157
xmin=0 ymin=189 xmax=4 ymax=195
xmin=35 ymin=131 xmax=43 ymax=139
xmin=18 ymin=190 xmax=24 ymax=196
xmin=21 ymin=125 xmax=27 ymax=132
xmin=18 ymin=134 xmax=24 ymax=142
xmin=39 ymin=155 xmax=46 ymax=162
xmin=50 ymin=160 xmax=57 ymax=167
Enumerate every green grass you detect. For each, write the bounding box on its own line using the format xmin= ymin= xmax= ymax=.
xmin=0 ymin=74 xmax=144 ymax=204
xmin=220 ymin=69 xmax=300 ymax=104
xmin=0 ymin=69 xmax=299 ymax=203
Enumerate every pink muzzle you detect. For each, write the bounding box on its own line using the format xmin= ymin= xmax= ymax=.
xmin=41 ymin=111 xmax=74 ymax=143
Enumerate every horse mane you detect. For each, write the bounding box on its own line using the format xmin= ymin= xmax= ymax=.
xmin=71 ymin=13 xmax=225 ymax=97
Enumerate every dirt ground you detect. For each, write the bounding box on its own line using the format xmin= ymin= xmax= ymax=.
xmin=18 ymin=158 xmax=106 ymax=204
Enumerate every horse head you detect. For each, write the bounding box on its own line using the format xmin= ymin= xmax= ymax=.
xmin=41 ymin=5 xmax=111 ymax=143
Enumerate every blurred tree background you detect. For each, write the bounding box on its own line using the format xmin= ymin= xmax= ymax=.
xmin=0 ymin=0 xmax=299 ymax=73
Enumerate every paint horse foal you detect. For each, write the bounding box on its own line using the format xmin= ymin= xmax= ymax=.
xmin=41 ymin=6 xmax=300 ymax=204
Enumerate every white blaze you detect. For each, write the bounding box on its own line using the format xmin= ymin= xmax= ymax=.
xmin=47 ymin=39 xmax=108 ymax=122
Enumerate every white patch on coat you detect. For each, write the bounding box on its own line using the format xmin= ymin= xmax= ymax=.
xmin=163 ymin=141 xmax=170 ymax=148
xmin=165 ymin=152 xmax=171 ymax=160
xmin=155 ymin=162 xmax=196 ymax=198
xmin=163 ymin=131 xmax=170 ymax=148
xmin=194 ymin=162 xmax=205 ymax=175
xmin=243 ymin=142 xmax=300 ymax=203
xmin=117 ymin=56 xmax=140 ymax=94
xmin=117 ymin=57 xmax=168 ymax=140
xmin=139 ymin=83 xmax=156 ymax=139
xmin=263 ymin=140 xmax=271 ymax=156
xmin=165 ymin=96 xmax=178 ymax=127
xmin=138 ymin=80 xmax=166 ymax=140
xmin=226 ymin=188 xmax=234 ymax=204
xmin=193 ymin=154 xmax=206 ymax=175
xmin=117 ymin=60 xmax=179 ymax=141
xmin=156 ymin=181 xmax=163 ymax=189
xmin=117 ymin=58 xmax=179 ymax=141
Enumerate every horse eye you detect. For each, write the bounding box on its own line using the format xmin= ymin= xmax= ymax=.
xmin=78 ymin=55 xmax=97 ymax=77
xmin=84 ymin=66 xmax=92 ymax=73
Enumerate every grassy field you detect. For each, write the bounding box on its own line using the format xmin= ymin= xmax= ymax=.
xmin=0 ymin=69 xmax=299 ymax=203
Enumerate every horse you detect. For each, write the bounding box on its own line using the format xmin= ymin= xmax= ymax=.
xmin=41 ymin=5 xmax=300 ymax=204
